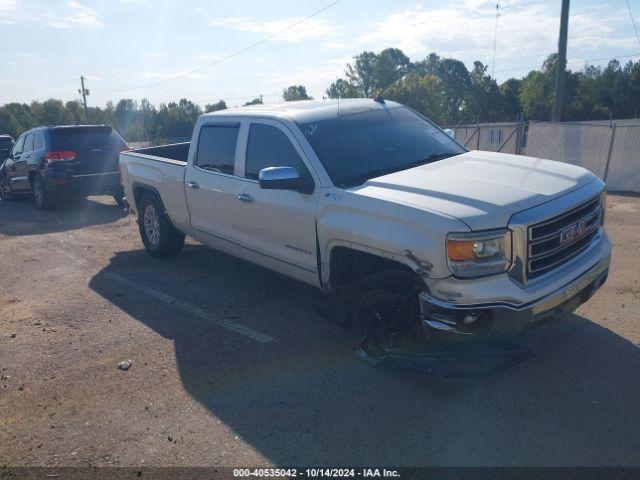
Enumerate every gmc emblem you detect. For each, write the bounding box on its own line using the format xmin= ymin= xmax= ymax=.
xmin=559 ymin=219 xmax=588 ymax=245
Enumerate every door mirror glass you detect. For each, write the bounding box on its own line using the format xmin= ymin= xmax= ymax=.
xmin=258 ymin=166 xmax=314 ymax=194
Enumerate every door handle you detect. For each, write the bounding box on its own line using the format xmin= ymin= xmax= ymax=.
xmin=24 ymin=155 xmax=31 ymax=159
xmin=186 ymin=181 xmax=199 ymax=189
xmin=237 ymin=193 xmax=254 ymax=203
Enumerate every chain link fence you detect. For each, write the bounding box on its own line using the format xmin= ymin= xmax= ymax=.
xmin=449 ymin=122 xmax=523 ymax=154
xmin=448 ymin=120 xmax=640 ymax=193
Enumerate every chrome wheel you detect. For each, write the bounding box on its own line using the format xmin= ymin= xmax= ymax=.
xmin=143 ymin=204 xmax=160 ymax=246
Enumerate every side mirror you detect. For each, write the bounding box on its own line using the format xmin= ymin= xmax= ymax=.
xmin=258 ymin=166 xmax=314 ymax=194
xmin=443 ymin=128 xmax=455 ymax=139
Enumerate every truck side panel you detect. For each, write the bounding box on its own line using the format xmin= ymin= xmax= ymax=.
xmin=120 ymin=153 xmax=190 ymax=232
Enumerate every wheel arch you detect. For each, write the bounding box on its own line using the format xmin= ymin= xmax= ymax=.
xmin=132 ymin=182 xmax=166 ymax=212
xmin=327 ymin=244 xmax=426 ymax=290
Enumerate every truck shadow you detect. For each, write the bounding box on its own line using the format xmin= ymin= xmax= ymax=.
xmin=90 ymin=247 xmax=640 ymax=465
xmin=0 ymin=196 xmax=126 ymax=236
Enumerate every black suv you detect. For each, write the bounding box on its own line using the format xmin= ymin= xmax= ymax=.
xmin=0 ymin=134 xmax=14 ymax=162
xmin=0 ymin=125 xmax=129 ymax=209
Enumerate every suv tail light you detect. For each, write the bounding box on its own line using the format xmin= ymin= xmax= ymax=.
xmin=44 ymin=150 xmax=76 ymax=163
xmin=118 ymin=164 xmax=124 ymax=187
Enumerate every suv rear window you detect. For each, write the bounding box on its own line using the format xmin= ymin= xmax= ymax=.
xmin=51 ymin=127 xmax=124 ymax=150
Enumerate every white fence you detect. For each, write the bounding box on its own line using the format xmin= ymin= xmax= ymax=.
xmin=449 ymin=120 xmax=640 ymax=193
xmin=527 ymin=121 xmax=640 ymax=193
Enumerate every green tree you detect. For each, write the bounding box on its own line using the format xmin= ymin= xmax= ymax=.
xmin=463 ymin=61 xmax=504 ymax=122
xmin=326 ymin=78 xmax=362 ymax=98
xmin=343 ymin=48 xmax=412 ymax=97
xmin=436 ymin=58 xmax=471 ymax=124
xmin=114 ymin=99 xmax=139 ymax=139
xmin=519 ymin=55 xmax=557 ymax=120
xmin=383 ymin=73 xmax=444 ymax=124
xmin=31 ymin=99 xmax=70 ymax=126
xmin=205 ymin=100 xmax=227 ymax=112
xmin=243 ymin=97 xmax=263 ymax=106
xmin=0 ymin=108 xmax=24 ymax=139
xmin=0 ymin=103 xmax=35 ymax=136
xmin=499 ymin=78 xmax=523 ymax=119
xmin=283 ymin=85 xmax=312 ymax=101
xmin=65 ymin=101 xmax=84 ymax=124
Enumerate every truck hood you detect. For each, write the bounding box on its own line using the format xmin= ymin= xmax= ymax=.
xmin=353 ymin=150 xmax=598 ymax=230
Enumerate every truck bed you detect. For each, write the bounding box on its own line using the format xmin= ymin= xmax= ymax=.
xmin=132 ymin=142 xmax=190 ymax=163
xmin=119 ymin=145 xmax=190 ymax=231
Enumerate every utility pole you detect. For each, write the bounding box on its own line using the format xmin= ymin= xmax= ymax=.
xmin=79 ymin=76 xmax=90 ymax=123
xmin=551 ymin=0 xmax=570 ymax=121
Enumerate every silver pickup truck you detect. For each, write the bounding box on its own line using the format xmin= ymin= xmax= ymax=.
xmin=119 ymin=99 xmax=610 ymax=340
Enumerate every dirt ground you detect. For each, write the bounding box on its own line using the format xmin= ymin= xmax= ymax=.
xmin=0 ymin=193 xmax=639 ymax=467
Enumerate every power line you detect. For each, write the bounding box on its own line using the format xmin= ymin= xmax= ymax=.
xmin=493 ymin=50 xmax=640 ymax=74
xmin=624 ymin=0 xmax=640 ymax=47
xmin=94 ymin=0 xmax=343 ymax=93
xmin=499 ymin=0 xmax=546 ymax=10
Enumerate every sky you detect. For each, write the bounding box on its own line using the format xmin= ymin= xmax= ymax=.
xmin=1 ymin=0 xmax=639 ymax=109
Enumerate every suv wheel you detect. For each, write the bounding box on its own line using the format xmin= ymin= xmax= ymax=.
xmin=138 ymin=193 xmax=185 ymax=257
xmin=32 ymin=176 xmax=54 ymax=210
xmin=0 ymin=173 xmax=13 ymax=201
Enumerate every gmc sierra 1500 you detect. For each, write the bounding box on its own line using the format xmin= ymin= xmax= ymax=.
xmin=119 ymin=99 xmax=610 ymax=341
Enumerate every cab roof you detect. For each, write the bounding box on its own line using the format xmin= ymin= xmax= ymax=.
xmin=202 ymin=98 xmax=403 ymax=123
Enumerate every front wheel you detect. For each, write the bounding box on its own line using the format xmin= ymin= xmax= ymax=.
xmin=138 ymin=193 xmax=185 ymax=257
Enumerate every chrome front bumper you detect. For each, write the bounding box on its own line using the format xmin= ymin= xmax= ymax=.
xmin=420 ymin=252 xmax=610 ymax=337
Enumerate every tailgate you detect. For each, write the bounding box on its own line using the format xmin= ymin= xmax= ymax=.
xmin=51 ymin=126 xmax=126 ymax=175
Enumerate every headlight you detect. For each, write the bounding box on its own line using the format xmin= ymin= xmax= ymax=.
xmin=446 ymin=229 xmax=512 ymax=278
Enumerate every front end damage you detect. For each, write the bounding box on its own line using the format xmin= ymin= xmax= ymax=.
xmin=314 ymin=256 xmax=609 ymax=376
xmin=314 ymin=271 xmax=534 ymax=376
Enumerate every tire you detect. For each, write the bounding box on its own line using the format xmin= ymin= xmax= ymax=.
xmin=32 ymin=175 xmax=55 ymax=210
xmin=138 ymin=193 xmax=185 ymax=257
xmin=0 ymin=172 xmax=14 ymax=201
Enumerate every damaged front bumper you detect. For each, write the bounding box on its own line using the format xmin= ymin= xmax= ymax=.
xmin=420 ymin=254 xmax=610 ymax=337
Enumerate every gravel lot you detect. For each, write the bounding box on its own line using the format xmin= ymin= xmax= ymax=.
xmin=1 ymin=193 xmax=639 ymax=467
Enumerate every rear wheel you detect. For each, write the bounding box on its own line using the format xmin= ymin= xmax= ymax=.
xmin=138 ymin=193 xmax=185 ymax=257
xmin=32 ymin=175 xmax=55 ymax=210
xmin=0 ymin=172 xmax=13 ymax=201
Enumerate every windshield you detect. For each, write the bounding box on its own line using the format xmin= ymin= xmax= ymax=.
xmin=297 ymin=106 xmax=465 ymax=187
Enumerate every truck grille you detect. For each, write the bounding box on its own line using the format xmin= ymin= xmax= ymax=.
xmin=527 ymin=195 xmax=602 ymax=279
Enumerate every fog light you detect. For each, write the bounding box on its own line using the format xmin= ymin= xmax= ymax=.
xmin=463 ymin=313 xmax=479 ymax=325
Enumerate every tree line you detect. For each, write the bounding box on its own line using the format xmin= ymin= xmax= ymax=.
xmin=327 ymin=49 xmax=640 ymax=125
xmin=1 ymin=48 xmax=638 ymax=142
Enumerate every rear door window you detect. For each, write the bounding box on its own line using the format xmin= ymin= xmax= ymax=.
xmin=245 ymin=124 xmax=307 ymax=180
xmin=24 ymin=134 xmax=34 ymax=152
xmin=195 ymin=125 xmax=239 ymax=175
xmin=34 ymin=132 xmax=45 ymax=150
